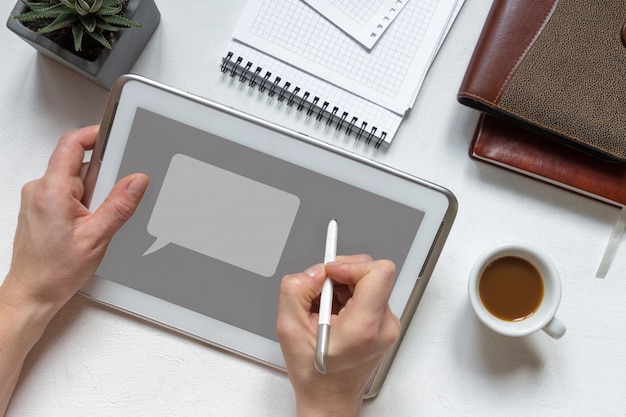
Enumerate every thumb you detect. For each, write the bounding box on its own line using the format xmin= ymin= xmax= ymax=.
xmin=277 ymin=263 xmax=326 ymax=340
xmin=278 ymin=263 xmax=326 ymax=314
xmin=92 ymin=173 xmax=149 ymax=241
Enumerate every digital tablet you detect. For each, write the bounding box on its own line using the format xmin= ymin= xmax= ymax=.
xmin=81 ymin=75 xmax=457 ymax=398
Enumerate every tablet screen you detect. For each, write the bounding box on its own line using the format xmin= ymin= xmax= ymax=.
xmin=96 ymin=107 xmax=424 ymax=342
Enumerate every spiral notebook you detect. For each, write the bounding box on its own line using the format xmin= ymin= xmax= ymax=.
xmin=221 ymin=0 xmax=464 ymax=148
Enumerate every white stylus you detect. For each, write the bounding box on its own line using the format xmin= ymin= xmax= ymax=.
xmin=315 ymin=218 xmax=338 ymax=374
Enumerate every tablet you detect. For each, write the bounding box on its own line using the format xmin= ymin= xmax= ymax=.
xmin=81 ymin=75 xmax=457 ymax=398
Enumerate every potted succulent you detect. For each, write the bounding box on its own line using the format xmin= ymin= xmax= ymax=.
xmin=7 ymin=0 xmax=160 ymax=89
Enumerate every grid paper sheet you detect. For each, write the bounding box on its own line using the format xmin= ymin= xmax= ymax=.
xmin=233 ymin=0 xmax=461 ymax=115
xmin=302 ymin=0 xmax=410 ymax=49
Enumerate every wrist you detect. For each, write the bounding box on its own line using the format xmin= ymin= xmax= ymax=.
xmin=0 ymin=274 xmax=60 ymax=347
xmin=289 ymin=365 xmax=371 ymax=417
xmin=296 ymin=403 xmax=362 ymax=417
xmin=294 ymin=392 xmax=362 ymax=417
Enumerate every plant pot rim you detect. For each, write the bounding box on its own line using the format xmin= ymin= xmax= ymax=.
xmin=6 ymin=0 xmax=160 ymax=89
xmin=7 ymin=0 xmax=148 ymax=72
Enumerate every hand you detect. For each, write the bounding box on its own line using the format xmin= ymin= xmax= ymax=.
xmin=0 ymin=125 xmax=149 ymax=414
xmin=1 ymin=125 xmax=149 ymax=318
xmin=276 ymin=255 xmax=401 ymax=417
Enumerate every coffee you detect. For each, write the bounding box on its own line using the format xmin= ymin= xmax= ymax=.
xmin=478 ymin=256 xmax=544 ymax=322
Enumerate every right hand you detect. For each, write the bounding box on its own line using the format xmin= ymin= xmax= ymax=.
xmin=276 ymin=254 xmax=401 ymax=417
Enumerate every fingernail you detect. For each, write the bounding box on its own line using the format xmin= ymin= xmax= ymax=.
xmin=304 ymin=263 xmax=324 ymax=277
xmin=126 ymin=175 xmax=148 ymax=199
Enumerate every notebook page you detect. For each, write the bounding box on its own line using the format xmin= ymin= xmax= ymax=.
xmin=233 ymin=0 xmax=459 ymax=115
xmin=409 ymin=0 xmax=465 ymax=106
xmin=224 ymin=40 xmax=402 ymax=146
xmin=302 ymin=0 xmax=410 ymax=49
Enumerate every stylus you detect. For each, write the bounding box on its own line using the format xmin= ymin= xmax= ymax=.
xmin=315 ymin=218 xmax=338 ymax=374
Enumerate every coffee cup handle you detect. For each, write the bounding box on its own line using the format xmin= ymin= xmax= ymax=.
xmin=542 ymin=316 xmax=566 ymax=339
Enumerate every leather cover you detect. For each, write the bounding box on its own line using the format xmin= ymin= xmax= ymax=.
xmin=470 ymin=113 xmax=626 ymax=207
xmin=458 ymin=0 xmax=626 ymax=161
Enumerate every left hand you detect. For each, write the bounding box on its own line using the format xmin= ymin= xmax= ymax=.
xmin=1 ymin=125 xmax=149 ymax=316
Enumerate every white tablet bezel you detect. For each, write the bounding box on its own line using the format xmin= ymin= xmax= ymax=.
xmin=81 ymin=75 xmax=457 ymax=396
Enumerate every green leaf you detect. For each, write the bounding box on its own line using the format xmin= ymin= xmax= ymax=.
xmin=72 ymin=21 xmax=84 ymax=51
xmin=36 ymin=13 xmax=76 ymax=34
xmin=79 ymin=13 xmax=96 ymax=32
xmin=12 ymin=3 xmax=67 ymax=21
xmin=20 ymin=1 xmax=55 ymax=12
xmin=75 ymin=0 xmax=91 ymax=16
xmin=101 ymin=0 xmax=125 ymax=8
xmin=101 ymin=14 xmax=142 ymax=28
xmin=13 ymin=10 xmax=61 ymax=21
xmin=87 ymin=29 xmax=111 ymax=49
xmin=58 ymin=0 xmax=75 ymax=9
xmin=95 ymin=19 xmax=122 ymax=32
xmin=88 ymin=0 xmax=103 ymax=13
xmin=98 ymin=3 xmax=123 ymax=16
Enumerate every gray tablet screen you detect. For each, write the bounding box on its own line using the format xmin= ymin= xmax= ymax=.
xmin=96 ymin=108 xmax=424 ymax=341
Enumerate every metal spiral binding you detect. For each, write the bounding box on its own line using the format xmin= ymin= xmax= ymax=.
xmin=221 ymin=52 xmax=387 ymax=148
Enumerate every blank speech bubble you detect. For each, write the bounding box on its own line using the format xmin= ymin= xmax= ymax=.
xmin=143 ymin=153 xmax=300 ymax=277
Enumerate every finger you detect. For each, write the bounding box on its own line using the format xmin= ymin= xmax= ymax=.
xmin=320 ymin=255 xmax=368 ymax=311
xmin=333 ymin=284 xmax=353 ymax=307
xmin=335 ymin=253 xmax=372 ymax=264
xmin=276 ymin=263 xmax=326 ymax=339
xmin=46 ymin=126 xmax=99 ymax=181
xmin=278 ymin=263 xmax=326 ymax=316
xmin=79 ymin=162 xmax=90 ymax=181
xmin=90 ymin=173 xmax=149 ymax=241
xmin=325 ymin=259 xmax=396 ymax=316
xmin=380 ymin=308 xmax=402 ymax=348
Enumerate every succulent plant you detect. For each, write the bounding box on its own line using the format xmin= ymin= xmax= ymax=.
xmin=11 ymin=0 xmax=143 ymax=52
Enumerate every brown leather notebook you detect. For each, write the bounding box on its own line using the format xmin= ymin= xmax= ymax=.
xmin=458 ymin=0 xmax=626 ymax=161
xmin=470 ymin=114 xmax=626 ymax=207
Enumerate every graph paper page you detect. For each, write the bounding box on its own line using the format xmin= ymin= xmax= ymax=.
xmin=233 ymin=0 xmax=460 ymax=115
xmin=302 ymin=0 xmax=409 ymax=49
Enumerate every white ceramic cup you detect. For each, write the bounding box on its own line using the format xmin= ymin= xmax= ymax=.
xmin=468 ymin=243 xmax=566 ymax=339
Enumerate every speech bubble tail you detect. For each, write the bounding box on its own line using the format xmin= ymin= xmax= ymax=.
xmin=142 ymin=238 xmax=169 ymax=256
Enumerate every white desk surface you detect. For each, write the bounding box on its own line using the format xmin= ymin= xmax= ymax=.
xmin=2 ymin=1 xmax=625 ymax=416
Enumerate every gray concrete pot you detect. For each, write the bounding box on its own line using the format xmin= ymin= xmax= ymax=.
xmin=6 ymin=0 xmax=160 ymax=89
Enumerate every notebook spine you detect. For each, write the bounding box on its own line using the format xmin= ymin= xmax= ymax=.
xmin=221 ymin=52 xmax=387 ymax=148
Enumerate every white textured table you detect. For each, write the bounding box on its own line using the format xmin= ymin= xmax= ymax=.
xmin=2 ymin=1 xmax=625 ymax=415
